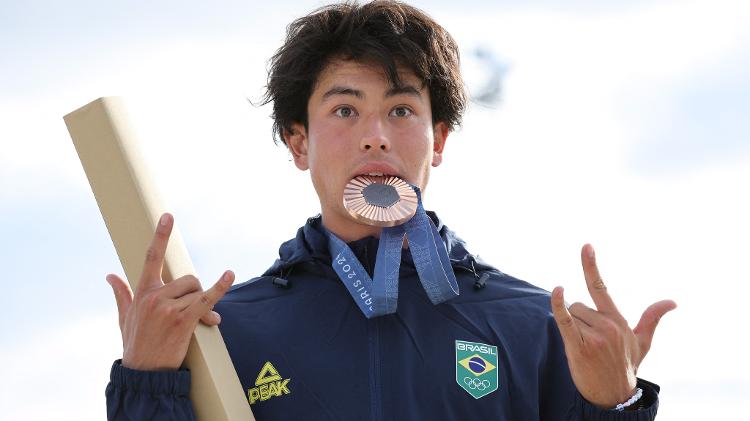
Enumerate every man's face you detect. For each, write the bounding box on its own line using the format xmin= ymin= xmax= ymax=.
xmin=285 ymin=59 xmax=448 ymax=239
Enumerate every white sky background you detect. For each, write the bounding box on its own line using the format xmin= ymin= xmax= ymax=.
xmin=1 ymin=0 xmax=748 ymax=419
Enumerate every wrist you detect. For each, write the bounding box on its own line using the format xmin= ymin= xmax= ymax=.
xmin=575 ymin=378 xmax=660 ymax=418
xmin=585 ymin=380 xmax=637 ymax=408
xmin=613 ymin=387 xmax=643 ymax=411
xmin=123 ymin=353 xmax=180 ymax=372
xmin=613 ymin=385 xmax=639 ymax=407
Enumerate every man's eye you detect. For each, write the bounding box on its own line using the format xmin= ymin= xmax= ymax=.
xmin=334 ymin=107 xmax=356 ymax=118
xmin=390 ymin=106 xmax=413 ymax=118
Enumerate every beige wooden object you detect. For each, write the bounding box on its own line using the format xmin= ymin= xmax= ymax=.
xmin=64 ymin=97 xmax=254 ymax=421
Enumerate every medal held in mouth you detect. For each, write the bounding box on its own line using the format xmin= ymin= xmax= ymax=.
xmin=326 ymin=175 xmax=459 ymax=318
xmin=343 ymin=175 xmax=418 ymax=227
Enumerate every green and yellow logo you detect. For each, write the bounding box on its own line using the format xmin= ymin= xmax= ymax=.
xmin=455 ymin=340 xmax=499 ymax=399
xmin=247 ymin=361 xmax=291 ymax=405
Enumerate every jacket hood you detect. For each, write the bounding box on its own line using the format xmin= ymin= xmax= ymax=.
xmin=263 ymin=212 xmax=493 ymax=278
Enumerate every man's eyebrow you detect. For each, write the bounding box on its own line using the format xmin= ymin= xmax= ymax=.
xmin=321 ymin=84 xmax=423 ymax=102
xmin=321 ymin=86 xmax=364 ymax=101
xmin=385 ymin=85 xmax=422 ymax=99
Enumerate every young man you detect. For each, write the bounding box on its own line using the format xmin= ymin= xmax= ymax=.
xmin=105 ymin=1 xmax=676 ymax=419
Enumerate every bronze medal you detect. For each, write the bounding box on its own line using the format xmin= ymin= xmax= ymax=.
xmin=343 ymin=175 xmax=418 ymax=227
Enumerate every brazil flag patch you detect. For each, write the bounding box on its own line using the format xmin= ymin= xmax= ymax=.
xmin=455 ymin=340 xmax=499 ymax=399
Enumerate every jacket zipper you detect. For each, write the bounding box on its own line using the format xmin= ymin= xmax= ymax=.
xmin=368 ymin=317 xmax=382 ymax=421
xmin=364 ymin=242 xmax=382 ymax=421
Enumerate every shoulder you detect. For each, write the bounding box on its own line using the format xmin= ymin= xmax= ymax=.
xmin=216 ymin=263 xmax=340 ymax=312
xmin=453 ymin=267 xmax=552 ymax=310
xmin=449 ymin=267 xmax=558 ymax=335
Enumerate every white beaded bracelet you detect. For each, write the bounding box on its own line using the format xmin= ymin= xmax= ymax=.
xmin=614 ymin=387 xmax=643 ymax=411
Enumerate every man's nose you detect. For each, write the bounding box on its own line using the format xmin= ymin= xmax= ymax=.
xmin=359 ymin=115 xmax=391 ymax=152
xmin=359 ymin=123 xmax=391 ymax=152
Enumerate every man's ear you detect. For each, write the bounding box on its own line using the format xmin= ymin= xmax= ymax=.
xmin=432 ymin=121 xmax=449 ymax=167
xmin=284 ymin=122 xmax=309 ymax=170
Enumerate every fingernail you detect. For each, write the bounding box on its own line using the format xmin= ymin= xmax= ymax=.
xmin=587 ymin=245 xmax=595 ymax=260
xmin=213 ymin=311 xmax=221 ymax=323
xmin=160 ymin=214 xmax=169 ymax=226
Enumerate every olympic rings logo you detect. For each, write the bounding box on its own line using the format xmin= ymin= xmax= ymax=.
xmin=463 ymin=377 xmax=491 ymax=391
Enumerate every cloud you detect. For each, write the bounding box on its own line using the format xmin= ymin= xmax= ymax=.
xmin=0 ymin=313 xmax=122 ymax=421
xmin=622 ymin=49 xmax=750 ymax=174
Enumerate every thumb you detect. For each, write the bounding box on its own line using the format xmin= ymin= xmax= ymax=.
xmin=633 ymin=299 xmax=677 ymax=356
xmin=106 ymin=274 xmax=133 ymax=328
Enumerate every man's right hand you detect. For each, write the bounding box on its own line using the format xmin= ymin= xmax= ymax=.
xmin=105 ymin=212 xmax=235 ymax=371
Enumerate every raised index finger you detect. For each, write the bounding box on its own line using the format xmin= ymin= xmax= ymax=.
xmin=140 ymin=213 xmax=173 ymax=288
xmin=581 ymin=243 xmax=619 ymax=315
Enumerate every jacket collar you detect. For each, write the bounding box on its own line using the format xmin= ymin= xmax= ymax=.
xmin=263 ymin=212 xmax=491 ymax=278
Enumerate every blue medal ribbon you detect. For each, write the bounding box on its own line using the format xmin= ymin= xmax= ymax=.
xmin=326 ymin=184 xmax=459 ymax=318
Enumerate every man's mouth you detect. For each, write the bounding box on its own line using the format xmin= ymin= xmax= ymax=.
xmin=353 ymin=162 xmax=401 ymax=180
xmin=354 ymin=173 xmax=403 ymax=185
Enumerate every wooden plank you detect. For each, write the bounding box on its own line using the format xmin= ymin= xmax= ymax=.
xmin=64 ymin=97 xmax=254 ymax=421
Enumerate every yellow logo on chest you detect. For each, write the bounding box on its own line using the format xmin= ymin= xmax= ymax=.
xmin=248 ymin=361 xmax=291 ymax=405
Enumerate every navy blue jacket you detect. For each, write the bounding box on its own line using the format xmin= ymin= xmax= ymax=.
xmin=106 ymin=213 xmax=660 ymax=420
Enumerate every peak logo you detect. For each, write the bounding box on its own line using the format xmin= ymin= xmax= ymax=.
xmin=247 ymin=361 xmax=291 ymax=405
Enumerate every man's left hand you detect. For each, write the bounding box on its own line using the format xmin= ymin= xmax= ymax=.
xmin=551 ymin=243 xmax=676 ymax=408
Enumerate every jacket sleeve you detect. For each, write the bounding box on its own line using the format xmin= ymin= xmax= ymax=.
xmin=106 ymin=360 xmax=197 ymax=421
xmin=574 ymin=378 xmax=660 ymax=420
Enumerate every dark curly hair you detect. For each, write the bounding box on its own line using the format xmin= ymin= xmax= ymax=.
xmin=262 ymin=0 xmax=466 ymax=145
